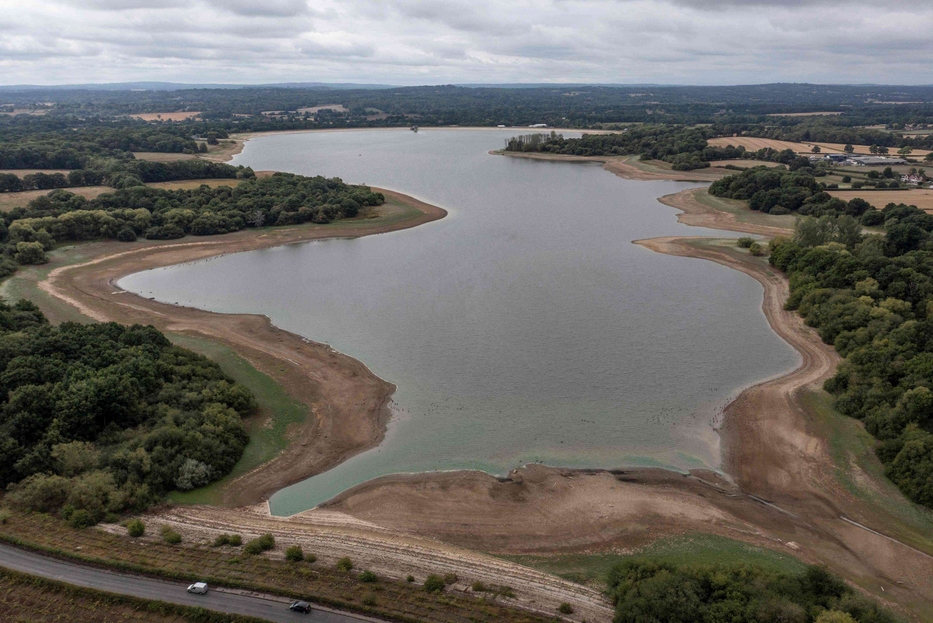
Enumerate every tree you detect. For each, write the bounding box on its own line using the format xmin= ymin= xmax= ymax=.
xmin=14 ymin=241 xmax=48 ymax=265
xmin=811 ymin=145 xmax=821 ymax=154
xmin=844 ymin=144 xmax=855 ymax=154
xmin=899 ymin=146 xmax=914 ymax=157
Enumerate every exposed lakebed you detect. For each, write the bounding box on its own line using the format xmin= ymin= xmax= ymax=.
xmin=119 ymin=129 xmax=799 ymax=515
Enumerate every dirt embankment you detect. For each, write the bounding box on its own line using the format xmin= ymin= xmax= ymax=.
xmin=658 ymin=187 xmax=793 ymax=237
xmin=40 ymin=190 xmax=445 ymax=507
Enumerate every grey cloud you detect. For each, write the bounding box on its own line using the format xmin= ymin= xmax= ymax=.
xmin=203 ymin=0 xmax=309 ymax=17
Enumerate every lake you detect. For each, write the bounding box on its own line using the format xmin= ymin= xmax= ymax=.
xmin=119 ymin=129 xmax=799 ymax=515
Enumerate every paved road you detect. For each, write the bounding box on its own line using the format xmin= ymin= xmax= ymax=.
xmin=0 ymin=542 xmax=372 ymax=623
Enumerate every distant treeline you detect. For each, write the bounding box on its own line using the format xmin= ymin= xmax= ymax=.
xmin=0 ymin=300 xmax=254 ymax=526
xmin=609 ymin=560 xmax=896 ymax=623
xmin=0 ymin=173 xmax=383 ymax=283
xmin=767 ymin=204 xmax=933 ymax=509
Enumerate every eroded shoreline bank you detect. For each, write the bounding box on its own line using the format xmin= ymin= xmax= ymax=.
xmin=33 ymin=139 xmax=933 ymax=619
xmin=39 ymin=189 xmax=446 ymax=507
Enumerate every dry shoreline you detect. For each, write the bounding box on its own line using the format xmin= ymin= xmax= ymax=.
xmin=39 ymin=189 xmax=446 ymax=507
xmin=34 ymin=133 xmax=933 ymax=619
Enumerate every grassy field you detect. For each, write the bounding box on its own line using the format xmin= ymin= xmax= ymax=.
xmin=0 ymin=512 xmax=554 ymax=623
xmin=0 ymin=168 xmax=71 ymax=177
xmin=829 ymin=189 xmax=933 ymax=211
xmin=0 ymin=568 xmax=263 ymax=623
xmin=801 ymin=390 xmax=933 ymax=553
xmin=131 ymin=152 xmax=199 ymax=162
xmin=0 ymin=185 xmax=112 ymax=211
xmin=167 ymin=335 xmax=309 ymax=507
xmin=708 ymin=136 xmax=932 ymax=158
xmin=507 ymin=533 xmax=807 ymax=589
xmin=693 ymin=188 xmax=797 ymax=231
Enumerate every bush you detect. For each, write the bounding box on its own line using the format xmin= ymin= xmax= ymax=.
xmin=14 ymin=241 xmax=48 ymax=265
xmin=68 ymin=509 xmax=95 ymax=529
xmin=0 ymin=509 xmax=10 ymax=524
xmin=126 ymin=519 xmax=145 ymax=538
xmin=213 ymin=534 xmax=230 ymax=547
xmin=285 ymin=545 xmax=304 ymax=562
xmin=736 ymin=237 xmax=754 ymax=248
xmin=558 ymin=603 xmax=574 ymax=615
xmin=161 ymin=529 xmax=182 ymax=544
xmin=471 ymin=581 xmax=486 ymax=592
xmin=769 ymin=206 xmax=791 ymax=215
xmin=336 ymin=557 xmax=354 ymax=572
xmin=117 ymin=227 xmax=137 ymax=242
xmin=243 ymin=541 xmax=263 ymax=556
xmin=361 ymin=593 xmax=377 ymax=607
xmin=229 ymin=534 xmax=242 ymax=546
xmin=257 ymin=533 xmax=275 ymax=550
xmin=305 ymin=553 xmax=317 ymax=564
xmin=424 ymin=574 xmax=446 ymax=593
xmin=359 ymin=570 xmax=377 ymax=583
xmin=443 ymin=573 xmax=458 ymax=585
xmin=406 ymin=575 xmax=415 ymax=583
xmin=748 ymin=242 xmax=764 ymax=256
xmin=842 ymin=175 xmax=852 ymax=183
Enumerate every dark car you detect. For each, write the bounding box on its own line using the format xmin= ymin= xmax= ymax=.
xmin=289 ymin=601 xmax=312 ymax=614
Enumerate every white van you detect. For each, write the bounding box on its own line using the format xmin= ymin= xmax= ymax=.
xmin=187 ymin=582 xmax=209 ymax=595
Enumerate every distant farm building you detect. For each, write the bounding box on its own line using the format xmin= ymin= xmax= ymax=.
xmin=846 ymin=156 xmax=909 ymax=166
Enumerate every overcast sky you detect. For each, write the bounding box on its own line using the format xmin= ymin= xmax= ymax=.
xmin=2 ymin=0 xmax=932 ymax=86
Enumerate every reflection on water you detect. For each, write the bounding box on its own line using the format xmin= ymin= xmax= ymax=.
xmin=119 ymin=129 xmax=799 ymax=515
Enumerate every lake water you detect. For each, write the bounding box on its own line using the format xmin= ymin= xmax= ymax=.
xmin=119 ymin=129 xmax=799 ymax=516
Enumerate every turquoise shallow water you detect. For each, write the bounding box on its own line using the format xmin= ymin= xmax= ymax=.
xmin=119 ymin=129 xmax=800 ymax=515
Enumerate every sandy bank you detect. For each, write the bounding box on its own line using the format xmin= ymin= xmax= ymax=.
xmin=492 ymin=150 xmax=734 ymax=182
xmin=39 ymin=190 xmax=446 ymax=507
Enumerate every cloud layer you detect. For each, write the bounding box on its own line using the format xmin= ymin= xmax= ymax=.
xmin=1 ymin=0 xmax=932 ymax=85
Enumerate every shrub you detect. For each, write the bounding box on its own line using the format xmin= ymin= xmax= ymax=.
xmin=842 ymin=175 xmax=852 ymax=183
xmin=257 ymin=534 xmax=275 ymax=550
xmin=161 ymin=529 xmax=182 ymax=544
xmin=769 ymin=206 xmax=791 ymax=215
xmin=285 ymin=545 xmax=304 ymax=562
xmin=359 ymin=570 xmax=377 ymax=583
xmin=0 ymin=509 xmax=10 ymax=524
xmin=229 ymin=534 xmax=242 ymax=546
xmin=443 ymin=573 xmax=458 ymax=585
xmin=361 ymin=593 xmax=377 ymax=607
xmin=471 ymin=581 xmax=486 ymax=592
xmin=736 ymin=237 xmax=754 ymax=248
xmin=117 ymin=227 xmax=137 ymax=242
xmin=68 ymin=509 xmax=95 ymax=529
xmin=406 ymin=575 xmax=415 ymax=583
xmin=748 ymin=242 xmax=764 ymax=256
xmin=243 ymin=535 xmax=275 ymax=555
xmin=213 ymin=534 xmax=230 ymax=547
xmin=126 ymin=519 xmax=145 ymax=538
xmin=558 ymin=603 xmax=574 ymax=615
xmin=305 ymin=553 xmax=317 ymax=564
xmin=424 ymin=574 xmax=446 ymax=593
xmin=336 ymin=557 xmax=354 ymax=572
xmin=243 ymin=541 xmax=262 ymax=556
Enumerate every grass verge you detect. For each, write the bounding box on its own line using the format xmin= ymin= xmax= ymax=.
xmin=506 ymin=533 xmax=806 ymax=589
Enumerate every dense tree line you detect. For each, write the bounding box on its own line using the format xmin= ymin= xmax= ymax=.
xmin=769 ymin=204 xmax=933 ymax=508
xmin=609 ymin=560 xmax=896 ymax=623
xmin=0 ymin=173 xmax=382 ymax=280
xmin=504 ymin=125 xmax=716 ymax=170
xmin=709 ymin=167 xmax=890 ymax=219
xmin=0 ymin=300 xmax=255 ymax=526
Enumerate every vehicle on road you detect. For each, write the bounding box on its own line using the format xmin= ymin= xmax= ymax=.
xmin=187 ymin=582 xmax=209 ymax=595
xmin=289 ymin=601 xmax=312 ymax=613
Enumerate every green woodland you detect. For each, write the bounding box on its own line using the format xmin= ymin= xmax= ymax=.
xmin=608 ymin=561 xmax=896 ymax=623
xmin=770 ymin=204 xmax=933 ymax=507
xmin=0 ymin=300 xmax=255 ymax=527
xmin=0 ymin=173 xmax=384 ymax=280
